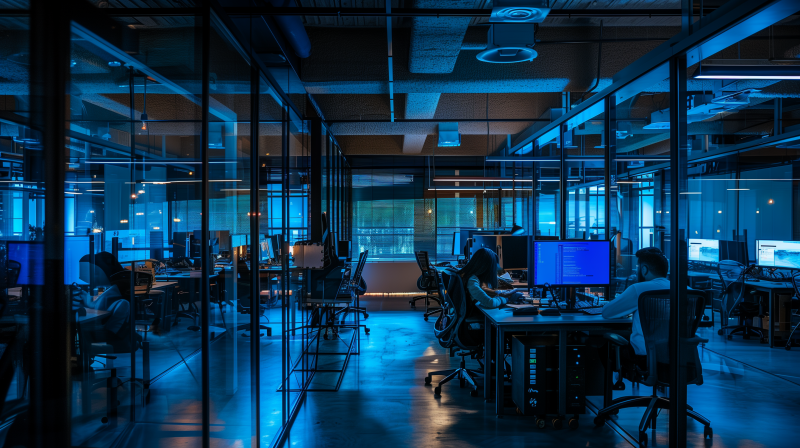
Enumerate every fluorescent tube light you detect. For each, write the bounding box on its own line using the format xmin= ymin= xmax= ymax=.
xmin=432 ymin=176 xmax=533 ymax=182
xmin=693 ymin=64 xmax=800 ymax=80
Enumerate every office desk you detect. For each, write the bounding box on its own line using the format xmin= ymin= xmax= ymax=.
xmin=0 ymin=308 xmax=109 ymax=398
xmin=480 ymin=306 xmax=631 ymax=416
xmin=744 ymin=279 xmax=794 ymax=348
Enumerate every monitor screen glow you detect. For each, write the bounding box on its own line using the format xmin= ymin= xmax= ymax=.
xmin=688 ymin=239 xmax=719 ymax=262
xmin=532 ymin=240 xmax=610 ymax=286
xmin=756 ymin=240 xmax=800 ymax=268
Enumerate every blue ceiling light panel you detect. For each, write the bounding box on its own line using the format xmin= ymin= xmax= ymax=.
xmin=438 ymin=122 xmax=461 ymax=147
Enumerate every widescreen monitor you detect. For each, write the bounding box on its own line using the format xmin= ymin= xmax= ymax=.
xmin=756 ymin=240 xmax=800 ymax=269
xmin=532 ymin=240 xmax=610 ymax=286
xmin=7 ymin=242 xmax=45 ymax=286
xmin=688 ymin=239 xmax=719 ymax=262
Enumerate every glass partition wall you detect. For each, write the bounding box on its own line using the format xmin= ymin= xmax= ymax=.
xmin=0 ymin=2 xmax=352 ymax=448
xmin=505 ymin=2 xmax=800 ymax=446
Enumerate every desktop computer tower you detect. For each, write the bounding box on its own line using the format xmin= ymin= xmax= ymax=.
xmin=512 ymin=336 xmax=586 ymax=416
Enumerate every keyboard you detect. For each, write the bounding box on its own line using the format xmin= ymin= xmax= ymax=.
xmin=581 ymin=307 xmax=605 ymax=315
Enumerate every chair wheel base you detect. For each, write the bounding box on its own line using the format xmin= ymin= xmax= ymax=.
xmin=434 ymin=386 xmax=441 ymax=396
xmin=568 ymin=417 xmax=579 ymax=429
xmin=594 ymin=416 xmax=605 ymax=426
xmin=639 ymin=431 xmax=648 ymax=447
xmin=470 ymin=389 xmax=479 ymax=397
xmin=536 ymin=418 xmax=547 ymax=429
xmin=424 ymin=376 xmax=432 ymax=386
xmin=704 ymin=426 xmax=713 ymax=439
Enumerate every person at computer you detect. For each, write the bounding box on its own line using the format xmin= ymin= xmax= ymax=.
xmin=458 ymin=248 xmax=517 ymax=310
xmin=602 ymin=246 xmax=670 ymax=364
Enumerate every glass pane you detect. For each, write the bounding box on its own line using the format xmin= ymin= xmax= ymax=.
xmin=0 ymin=9 xmax=31 ymax=427
xmin=258 ymin=75 xmax=286 ymax=446
xmin=206 ymin=17 xmax=253 ymax=446
xmin=66 ymin=14 xmax=204 ymax=446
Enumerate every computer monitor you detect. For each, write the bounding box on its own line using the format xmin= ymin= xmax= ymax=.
xmin=473 ymin=235 xmax=528 ymax=270
xmin=270 ymin=234 xmax=283 ymax=259
xmin=260 ymin=238 xmax=272 ymax=261
xmin=7 ymin=242 xmax=45 ymax=286
xmin=720 ymin=240 xmax=749 ymax=265
xmin=452 ymin=232 xmax=461 ymax=256
xmin=756 ymin=240 xmax=800 ymax=268
xmin=65 ymin=236 xmax=90 ymax=284
xmin=532 ymin=240 xmax=611 ymax=286
xmin=688 ymin=239 xmax=719 ymax=262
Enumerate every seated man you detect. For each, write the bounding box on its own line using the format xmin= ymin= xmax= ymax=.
xmin=602 ymin=247 xmax=670 ymax=368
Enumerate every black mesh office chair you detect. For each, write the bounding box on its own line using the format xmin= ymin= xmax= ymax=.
xmin=410 ymin=251 xmax=442 ymax=321
xmin=594 ymin=289 xmax=712 ymax=447
xmin=786 ymin=273 xmax=800 ymax=350
xmin=334 ymin=250 xmax=370 ymax=321
xmin=715 ymin=260 xmax=766 ymax=342
xmin=425 ymin=269 xmax=483 ymax=397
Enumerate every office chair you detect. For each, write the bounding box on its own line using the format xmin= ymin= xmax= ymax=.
xmin=80 ymin=252 xmax=152 ymax=297
xmin=715 ymin=260 xmax=766 ymax=343
xmin=334 ymin=250 xmax=370 ymax=320
xmin=71 ymin=286 xmax=151 ymax=421
xmin=594 ymin=289 xmax=712 ymax=447
xmin=0 ymin=260 xmax=20 ymax=318
xmin=786 ymin=273 xmax=800 ymax=350
xmin=425 ymin=269 xmax=483 ymax=397
xmin=235 ymin=259 xmax=272 ymax=338
xmin=411 ymin=251 xmax=442 ymax=321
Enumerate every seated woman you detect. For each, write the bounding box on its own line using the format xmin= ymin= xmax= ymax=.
xmin=458 ymin=248 xmax=517 ymax=312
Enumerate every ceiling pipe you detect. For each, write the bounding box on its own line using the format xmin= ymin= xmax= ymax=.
xmin=267 ymin=0 xmax=311 ymax=58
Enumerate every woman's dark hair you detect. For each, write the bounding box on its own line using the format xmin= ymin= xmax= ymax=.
xmin=458 ymin=248 xmax=499 ymax=289
xmin=635 ymin=247 xmax=669 ymax=277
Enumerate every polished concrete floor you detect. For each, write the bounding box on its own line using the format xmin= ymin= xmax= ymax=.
xmin=282 ymin=298 xmax=800 ymax=448
xmin=62 ymin=295 xmax=800 ymax=447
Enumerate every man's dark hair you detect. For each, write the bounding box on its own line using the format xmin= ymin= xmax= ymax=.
xmin=635 ymin=247 xmax=669 ymax=277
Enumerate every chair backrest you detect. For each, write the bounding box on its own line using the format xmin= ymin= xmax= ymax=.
xmin=415 ymin=251 xmax=433 ymax=276
xmin=638 ymin=289 xmax=705 ymax=387
xmin=792 ymin=272 xmax=800 ymax=299
xmin=352 ymin=250 xmax=368 ymax=284
xmin=432 ymin=269 xmax=481 ymax=351
xmin=433 ymin=270 xmax=459 ymax=348
xmin=716 ymin=260 xmax=745 ymax=314
xmin=3 ymin=261 xmax=20 ymax=290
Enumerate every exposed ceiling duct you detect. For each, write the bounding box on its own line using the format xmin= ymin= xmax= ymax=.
xmin=477 ymin=0 xmax=549 ymax=63
xmin=268 ymin=0 xmax=312 ymax=58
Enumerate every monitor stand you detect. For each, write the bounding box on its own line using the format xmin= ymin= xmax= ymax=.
xmin=558 ymin=288 xmax=584 ymax=313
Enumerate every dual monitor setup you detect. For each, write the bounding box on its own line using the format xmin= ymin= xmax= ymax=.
xmin=688 ymin=238 xmax=800 ymax=269
xmin=455 ymin=229 xmax=612 ymax=288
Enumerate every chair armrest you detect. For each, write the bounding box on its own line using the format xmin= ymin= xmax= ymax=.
xmin=604 ymin=332 xmax=629 ymax=347
xmin=682 ymin=336 xmax=709 ymax=345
